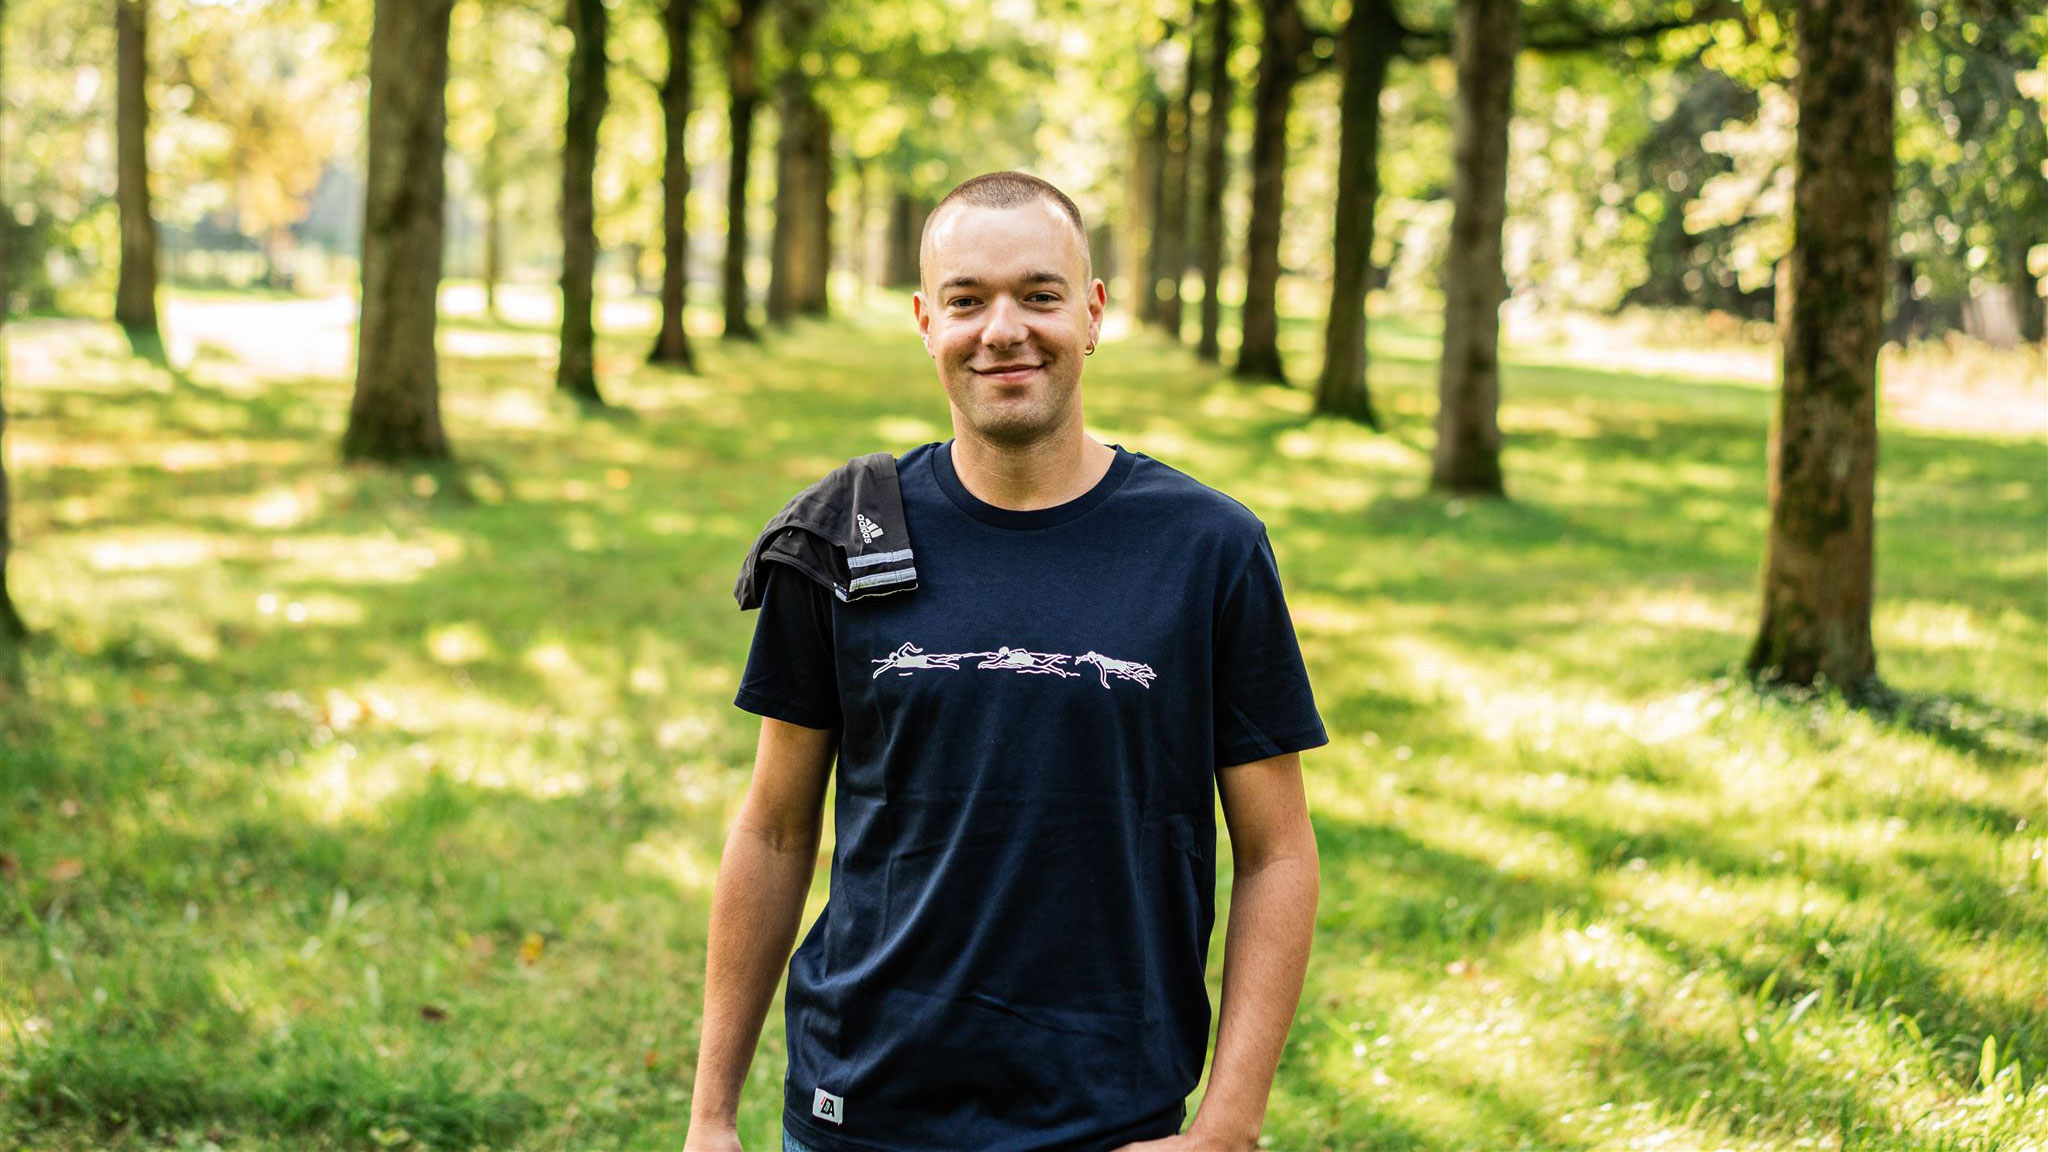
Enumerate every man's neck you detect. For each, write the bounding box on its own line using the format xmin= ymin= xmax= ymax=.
xmin=948 ymin=424 xmax=1115 ymax=512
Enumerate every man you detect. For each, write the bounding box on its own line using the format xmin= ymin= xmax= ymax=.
xmin=687 ymin=172 xmax=1325 ymax=1152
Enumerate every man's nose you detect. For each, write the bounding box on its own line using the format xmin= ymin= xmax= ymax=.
xmin=979 ymin=296 xmax=1028 ymax=347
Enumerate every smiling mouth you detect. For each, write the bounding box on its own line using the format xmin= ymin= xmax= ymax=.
xmin=974 ymin=364 xmax=1043 ymax=379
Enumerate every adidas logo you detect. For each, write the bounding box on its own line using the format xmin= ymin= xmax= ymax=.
xmin=856 ymin=513 xmax=885 ymax=544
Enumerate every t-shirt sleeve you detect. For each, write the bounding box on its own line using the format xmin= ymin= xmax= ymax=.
xmin=1212 ymin=528 xmax=1328 ymax=768
xmin=733 ymin=563 xmax=841 ymax=730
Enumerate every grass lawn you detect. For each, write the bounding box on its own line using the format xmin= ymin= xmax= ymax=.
xmin=2 ymin=285 xmax=2045 ymax=1150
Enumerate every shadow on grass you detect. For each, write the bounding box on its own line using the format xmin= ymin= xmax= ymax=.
xmin=1850 ymin=683 xmax=2048 ymax=766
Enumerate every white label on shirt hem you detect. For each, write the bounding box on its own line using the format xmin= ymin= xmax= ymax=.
xmin=812 ymin=1087 xmax=844 ymax=1125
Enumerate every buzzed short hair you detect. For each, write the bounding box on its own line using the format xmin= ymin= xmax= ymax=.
xmin=919 ymin=171 xmax=1093 ymax=293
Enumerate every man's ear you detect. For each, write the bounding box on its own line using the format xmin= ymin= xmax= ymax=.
xmin=912 ymin=291 xmax=933 ymax=356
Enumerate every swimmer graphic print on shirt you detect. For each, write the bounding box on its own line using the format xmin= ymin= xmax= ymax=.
xmin=871 ymin=642 xmax=1155 ymax=688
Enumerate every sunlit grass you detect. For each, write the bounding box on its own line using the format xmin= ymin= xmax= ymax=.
xmin=2 ymin=286 xmax=2045 ymax=1149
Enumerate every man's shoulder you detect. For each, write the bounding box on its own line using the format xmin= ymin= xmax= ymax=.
xmin=1120 ymin=450 xmax=1268 ymax=542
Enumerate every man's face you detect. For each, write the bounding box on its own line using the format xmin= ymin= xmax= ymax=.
xmin=913 ymin=200 xmax=1106 ymax=447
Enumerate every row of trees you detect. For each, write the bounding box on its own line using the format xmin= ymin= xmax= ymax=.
xmin=2 ymin=0 xmax=2042 ymax=691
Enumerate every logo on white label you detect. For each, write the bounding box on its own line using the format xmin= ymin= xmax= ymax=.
xmin=812 ymin=1087 xmax=844 ymax=1125
xmin=856 ymin=513 xmax=884 ymax=544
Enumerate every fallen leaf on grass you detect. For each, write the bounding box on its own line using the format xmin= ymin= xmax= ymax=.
xmin=419 ymin=1004 xmax=449 ymax=1023
xmin=46 ymin=858 xmax=84 ymax=881
xmin=518 ymin=932 xmax=546 ymax=966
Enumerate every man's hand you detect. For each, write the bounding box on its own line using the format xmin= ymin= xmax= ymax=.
xmin=682 ymin=1117 xmax=743 ymax=1151
xmin=686 ymin=717 xmax=836 ymax=1152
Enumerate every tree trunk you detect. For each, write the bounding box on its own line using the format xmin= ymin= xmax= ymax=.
xmin=768 ymin=2 xmax=831 ymax=327
xmin=2015 ymin=233 xmax=2048 ymax=340
xmin=1430 ymin=0 xmax=1517 ymax=495
xmin=722 ymin=0 xmax=763 ymax=339
xmin=1157 ymin=12 xmax=1196 ymax=342
xmin=2011 ymin=228 xmax=2044 ymax=346
xmin=768 ymin=83 xmax=801 ymax=324
xmin=114 ymin=0 xmax=160 ymax=340
xmin=1139 ymin=90 xmax=1168 ymax=328
xmin=804 ymin=105 xmax=832 ymax=314
xmin=1 ymin=0 xmax=26 ymax=641
xmin=885 ymin=188 xmax=922 ymax=288
xmin=343 ymin=0 xmax=455 ymax=463
xmin=648 ymin=0 xmax=697 ymax=368
xmin=478 ymin=7 xmax=503 ymax=323
xmin=1236 ymin=0 xmax=1305 ymax=382
xmin=1747 ymin=0 xmax=1899 ymax=692
xmin=483 ymin=174 xmax=502 ymax=321
xmin=851 ymin=153 xmax=869 ymax=297
xmin=1314 ymin=0 xmax=1396 ymax=426
xmin=1196 ymin=0 xmax=1233 ymax=362
xmin=558 ymin=0 xmax=608 ymax=405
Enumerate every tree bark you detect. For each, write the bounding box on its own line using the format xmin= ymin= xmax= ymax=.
xmin=1196 ymin=0 xmax=1233 ymax=362
xmin=1 ymin=0 xmax=26 ymax=641
xmin=478 ymin=7 xmax=503 ymax=322
xmin=768 ymin=1 xmax=831 ymax=325
xmin=722 ymin=0 xmax=764 ymax=339
xmin=648 ymin=0 xmax=697 ymax=368
xmin=805 ymin=105 xmax=832 ymax=313
xmin=1430 ymin=0 xmax=1517 ymax=495
xmin=1144 ymin=86 xmax=1174 ymax=329
xmin=1130 ymin=96 xmax=1163 ymax=327
xmin=2014 ymin=235 xmax=2045 ymax=346
xmin=558 ymin=0 xmax=608 ymax=404
xmin=114 ymin=0 xmax=160 ymax=339
xmin=1314 ymin=0 xmax=1396 ymax=426
xmin=483 ymin=174 xmax=503 ymax=321
xmin=1236 ymin=0 xmax=1306 ymax=382
xmin=1747 ymin=0 xmax=1900 ymax=692
xmin=1157 ymin=12 xmax=1196 ymax=341
xmin=343 ymin=0 xmax=454 ymax=463
xmin=885 ymin=188 xmax=929 ymax=288
xmin=851 ymin=153 xmax=869 ymax=297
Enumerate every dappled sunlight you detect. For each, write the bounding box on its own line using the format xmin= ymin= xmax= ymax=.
xmin=623 ymin=831 xmax=723 ymax=899
xmin=235 ymin=482 xmax=325 ymax=530
xmin=161 ymin=294 xmax=357 ymax=381
xmin=1879 ymin=600 xmax=2010 ymax=652
xmin=6 ymin=319 xmax=174 ymax=392
xmin=441 ymin=327 xmax=558 ymax=361
xmin=426 ymin=621 xmax=497 ymax=666
xmin=871 ymin=415 xmax=944 ymax=446
xmin=1498 ymin=403 xmax=1612 ymax=440
xmin=1620 ymin=586 xmax=1748 ymax=636
xmin=266 ymin=532 xmax=462 ymax=586
xmin=12 ymin=436 xmax=313 ymax=474
xmin=83 ymin=530 xmax=224 ymax=572
xmin=1275 ymin=423 xmax=1427 ymax=470
xmin=284 ymin=742 xmax=419 ymax=825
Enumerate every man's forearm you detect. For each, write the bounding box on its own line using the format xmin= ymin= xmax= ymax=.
xmin=688 ymin=825 xmax=820 ymax=1126
xmin=1187 ymin=852 xmax=1320 ymax=1149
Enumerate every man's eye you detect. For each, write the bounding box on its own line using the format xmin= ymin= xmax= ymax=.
xmin=948 ymin=297 xmax=979 ymax=308
xmin=1028 ymin=293 xmax=1059 ymax=303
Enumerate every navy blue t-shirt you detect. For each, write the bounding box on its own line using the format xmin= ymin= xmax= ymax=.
xmin=735 ymin=440 xmax=1327 ymax=1152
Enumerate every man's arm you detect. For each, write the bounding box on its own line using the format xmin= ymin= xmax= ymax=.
xmin=1185 ymin=751 xmax=1321 ymax=1151
xmin=685 ymin=717 xmax=838 ymax=1151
